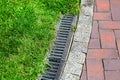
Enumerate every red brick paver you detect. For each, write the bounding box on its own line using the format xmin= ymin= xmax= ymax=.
xmin=96 ymin=0 xmax=110 ymax=11
xmin=110 ymin=0 xmax=120 ymax=20
xmin=87 ymin=59 xmax=104 ymax=80
xmin=104 ymin=59 xmax=120 ymax=70
xmin=105 ymin=71 xmax=120 ymax=80
xmin=87 ymin=49 xmax=118 ymax=59
xmin=90 ymin=21 xmax=99 ymax=39
xmin=100 ymin=30 xmax=116 ymax=48
xmin=94 ymin=12 xmax=111 ymax=20
xmin=89 ymin=39 xmax=100 ymax=48
xmin=99 ymin=21 xmax=120 ymax=29
xmin=80 ymin=0 xmax=120 ymax=80
xmin=115 ymin=30 xmax=120 ymax=39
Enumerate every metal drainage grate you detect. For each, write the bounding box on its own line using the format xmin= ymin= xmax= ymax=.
xmin=39 ymin=15 xmax=77 ymax=80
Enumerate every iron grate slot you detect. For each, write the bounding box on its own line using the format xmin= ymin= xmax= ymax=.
xmin=56 ymin=36 xmax=68 ymax=39
xmin=61 ymin=22 xmax=72 ymax=25
xmin=62 ymin=17 xmax=73 ymax=20
xmin=60 ymin=24 xmax=71 ymax=27
xmin=46 ymin=71 xmax=57 ymax=76
xmin=49 ymin=55 xmax=62 ymax=59
xmin=60 ymin=27 xmax=70 ymax=30
xmin=54 ymin=45 xmax=65 ymax=49
xmin=60 ymin=29 xmax=69 ymax=32
xmin=55 ymin=39 xmax=67 ymax=43
xmin=57 ymin=34 xmax=68 ymax=38
xmin=61 ymin=23 xmax=71 ymax=26
xmin=57 ymin=33 xmax=69 ymax=36
xmin=60 ymin=25 xmax=72 ymax=28
xmin=63 ymin=16 xmax=73 ymax=18
xmin=51 ymin=52 xmax=63 ymax=55
xmin=53 ymin=49 xmax=64 ymax=52
xmin=42 ymin=75 xmax=54 ymax=79
xmin=60 ymin=27 xmax=71 ymax=30
xmin=52 ymin=49 xmax=64 ymax=52
xmin=61 ymin=19 xmax=72 ymax=23
xmin=62 ymin=18 xmax=73 ymax=21
xmin=53 ymin=47 xmax=64 ymax=50
xmin=47 ymin=63 xmax=59 ymax=69
xmin=56 ymin=39 xmax=66 ymax=43
xmin=55 ymin=39 xmax=67 ymax=42
xmin=55 ymin=42 xmax=66 ymax=46
xmin=53 ymin=46 xmax=65 ymax=49
xmin=61 ymin=19 xmax=72 ymax=21
xmin=60 ymin=27 xmax=71 ymax=29
xmin=49 ymin=61 xmax=60 ymax=66
xmin=56 ymin=36 xmax=67 ymax=40
xmin=50 ymin=65 xmax=59 ymax=70
xmin=51 ymin=50 xmax=63 ymax=54
xmin=58 ymin=32 xmax=69 ymax=35
xmin=59 ymin=27 xmax=71 ymax=29
xmin=47 ymin=69 xmax=57 ymax=73
xmin=59 ymin=30 xmax=69 ymax=33
xmin=49 ymin=56 xmax=62 ymax=60
xmin=40 ymin=15 xmax=76 ymax=80
xmin=53 ymin=50 xmax=64 ymax=53
xmin=50 ymin=53 xmax=63 ymax=57
xmin=57 ymin=33 xmax=68 ymax=37
xmin=49 ymin=58 xmax=61 ymax=62
xmin=60 ymin=21 xmax=72 ymax=25
xmin=57 ymin=32 xmax=69 ymax=36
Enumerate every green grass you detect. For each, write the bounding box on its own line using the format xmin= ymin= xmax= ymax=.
xmin=0 ymin=0 xmax=80 ymax=80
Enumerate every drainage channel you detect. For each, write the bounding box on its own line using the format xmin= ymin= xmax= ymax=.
xmin=39 ymin=15 xmax=77 ymax=80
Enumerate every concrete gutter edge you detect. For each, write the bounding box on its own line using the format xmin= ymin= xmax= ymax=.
xmin=60 ymin=0 xmax=94 ymax=80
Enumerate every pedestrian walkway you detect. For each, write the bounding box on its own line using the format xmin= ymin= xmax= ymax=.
xmin=80 ymin=0 xmax=120 ymax=80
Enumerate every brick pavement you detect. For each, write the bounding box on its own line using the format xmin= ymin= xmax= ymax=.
xmin=80 ymin=0 xmax=120 ymax=80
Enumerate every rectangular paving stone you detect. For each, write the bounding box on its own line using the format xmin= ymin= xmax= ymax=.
xmin=87 ymin=49 xmax=118 ymax=59
xmin=91 ymin=21 xmax=99 ymax=39
xmin=115 ymin=30 xmax=120 ymax=39
xmin=87 ymin=59 xmax=104 ymax=80
xmin=100 ymin=30 xmax=116 ymax=48
xmin=110 ymin=0 xmax=120 ymax=20
xmin=99 ymin=21 xmax=120 ymax=29
xmin=96 ymin=0 xmax=110 ymax=12
xmin=105 ymin=71 xmax=120 ymax=80
xmin=104 ymin=59 xmax=120 ymax=70
xmin=89 ymin=39 xmax=100 ymax=48
xmin=94 ymin=12 xmax=111 ymax=20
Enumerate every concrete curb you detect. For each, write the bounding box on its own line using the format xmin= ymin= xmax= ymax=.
xmin=60 ymin=0 xmax=94 ymax=80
